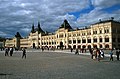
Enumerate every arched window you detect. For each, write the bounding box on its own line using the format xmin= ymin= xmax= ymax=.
xmin=78 ymin=45 xmax=81 ymax=49
xmin=87 ymin=37 xmax=91 ymax=43
xmin=82 ymin=37 xmax=86 ymax=43
xmin=105 ymin=44 xmax=109 ymax=48
xmin=93 ymin=36 xmax=97 ymax=42
xmin=93 ymin=44 xmax=97 ymax=48
xmin=105 ymin=36 xmax=109 ymax=42
xmin=99 ymin=36 xmax=102 ymax=42
xmin=73 ymin=40 xmax=76 ymax=44
xmin=99 ymin=29 xmax=102 ymax=34
xmin=73 ymin=45 xmax=76 ymax=49
xmin=77 ymin=39 xmax=81 ymax=43
xmin=99 ymin=44 xmax=102 ymax=48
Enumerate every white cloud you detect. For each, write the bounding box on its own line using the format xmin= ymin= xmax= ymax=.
xmin=91 ymin=0 xmax=120 ymax=8
xmin=0 ymin=0 xmax=120 ymax=37
xmin=77 ymin=8 xmax=120 ymax=27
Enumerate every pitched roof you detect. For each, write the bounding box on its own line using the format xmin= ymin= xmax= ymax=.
xmin=59 ymin=19 xmax=73 ymax=30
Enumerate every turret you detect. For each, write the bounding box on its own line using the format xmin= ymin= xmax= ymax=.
xmin=37 ymin=21 xmax=45 ymax=34
xmin=31 ymin=23 xmax=35 ymax=33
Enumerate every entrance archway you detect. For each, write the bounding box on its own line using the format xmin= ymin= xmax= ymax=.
xmin=33 ymin=43 xmax=35 ymax=48
xmin=60 ymin=41 xmax=63 ymax=50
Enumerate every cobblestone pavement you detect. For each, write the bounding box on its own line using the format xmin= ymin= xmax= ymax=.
xmin=0 ymin=50 xmax=120 ymax=79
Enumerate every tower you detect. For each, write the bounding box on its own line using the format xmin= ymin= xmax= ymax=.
xmin=37 ymin=21 xmax=45 ymax=34
xmin=31 ymin=23 xmax=35 ymax=33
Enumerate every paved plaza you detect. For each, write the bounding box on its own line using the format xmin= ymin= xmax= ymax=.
xmin=0 ymin=49 xmax=120 ymax=79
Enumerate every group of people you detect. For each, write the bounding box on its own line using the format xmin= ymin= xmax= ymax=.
xmin=109 ymin=48 xmax=120 ymax=61
xmin=5 ymin=47 xmax=14 ymax=56
xmin=72 ymin=47 xmax=120 ymax=61
xmin=4 ymin=47 xmax=26 ymax=59
xmin=89 ymin=48 xmax=120 ymax=61
xmin=89 ymin=48 xmax=104 ymax=61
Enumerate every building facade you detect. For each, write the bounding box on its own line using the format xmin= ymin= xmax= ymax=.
xmin=5 ymin=19 xmax=120 ymax=49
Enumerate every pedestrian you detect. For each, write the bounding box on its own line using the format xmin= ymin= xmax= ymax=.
xmin=109 ymin=50 xmax=113 ymax=61
xmin=71 ymin=48 xmax=73 ymax=52
xmin=10 ymin=48 xmax=13 ymax=56
xmin=22 ymin=48 xmax=26 ymax=59
xmin=89 ymin=48 xmax=93 ymax=59
xmin=75 ymin=48 xmax=79 ymax=55
xmin=5 ymin=48 xmax=9 ymax=56
xmin=96 ymin=49 xmax=101 ymax=61
xmin=100 ymin=49 xmax=104 ymax=58
xmin=116 ymin=48 xmax=120 ymax=60
xmin=41 ymin=47 xmax=44 ymax=51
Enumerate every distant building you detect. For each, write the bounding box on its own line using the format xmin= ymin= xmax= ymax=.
xmin=5 ymin=19 xmax=120 ymax=49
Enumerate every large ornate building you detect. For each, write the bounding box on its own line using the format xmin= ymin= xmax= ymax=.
xmin=5 ymin=19 xmax=120 ymax=49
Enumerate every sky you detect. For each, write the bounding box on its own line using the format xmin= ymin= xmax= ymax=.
xmin=0 ymin=0 xmax=120 ymax=38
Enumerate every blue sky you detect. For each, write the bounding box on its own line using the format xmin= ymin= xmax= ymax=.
xmin=0 ymin=0 xmax=120 ymax=38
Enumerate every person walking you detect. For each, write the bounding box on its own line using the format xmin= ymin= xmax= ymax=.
xmin=109 ymin=50 xmax=113 ymax=61
xmin=100 ymin=49 xmax=104 ymax=58
xmin=10 ymin=48 xmax=13 ymax=56
xmin=22 ymin=48 xmax=26 ymax=59
xmin=71 ymin=48 xmax=73 ymax=52
xmin=5 ymin=48 xmax=9 ymax=56
xmin=75 ymin=48 xmax=79 ymax=55
xmin=116 ymin=48 xmax=120 ymax=60
xmin=89 ymin=48 xmax=93 ymax=59
xmin=96 ymin=49 xmax=101 ymax=61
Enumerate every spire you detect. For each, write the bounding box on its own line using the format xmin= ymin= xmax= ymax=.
xmin=31 ymin=23 xmax=35 ymax=33
xmin=37 ymin=21 xmax=45 ymax=34
xmin=38 ymin=21 xmax=40 ymax=30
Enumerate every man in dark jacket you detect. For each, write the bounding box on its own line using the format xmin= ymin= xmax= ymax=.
xmin=22 ymin=48 xmax=26 ymax=59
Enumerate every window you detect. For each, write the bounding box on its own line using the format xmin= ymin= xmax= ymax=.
xmin=68 ymin=34 xmax=71 ymax=37
xmin=93 ymin=37 xmax=97 ymax=42
xmin=104 ymin=28 xmax=109 ymax=33
xmin=105 ymin=44 xmax=109 ymax=48
xmin=93 ymin=30 xmax=97 ymax=34
xmin=77 ymin=40 xmax=81 ymax=43
xmin=87 ymin=31 xmax=91 ymax=35
xmin=100 ymin=44 xmax=102 ymax=48
xmin=73 ymin=40 xmax=76 ymax=44
xmin=82 ymin=39 xmax=86 ymax=43
xmin=68 ymin=40 xmax=72 ymax=44
xmin=87 ymin=39 xmax=91 ymax=43
xmin=105 ymin=36 xmax=109 ymax=42
xmin=99 ymin=36 xmax=102 ymax=42
xmin=73 ymin=34 xmax=76 ymax=37
xmin=82 ymin=33 xmax=86 ymax=36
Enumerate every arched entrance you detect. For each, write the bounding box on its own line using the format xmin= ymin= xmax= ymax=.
xmin=93 ymin=44 xmax=97 ymax=48
xmin=60 ymin=41 xmax=63 ymax=50
xmin=78 ymin=45 xmax=81 ymax=49
xmin=82 ymin=45 xmax=86 ymax=49
xmin=105 ymin=44 xmax=109 ymax=49
xmin=73 ymin=45 xmax=76 ymax=49
xmin=88 ymin=45 xmax=91 ymax=49
xmin=33 ymin=43 xmax=35 ymax=48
